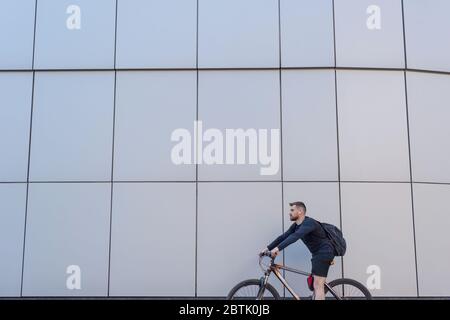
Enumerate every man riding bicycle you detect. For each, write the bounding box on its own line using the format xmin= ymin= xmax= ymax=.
xmin=260 ymin=201 xmax=335 ymax=300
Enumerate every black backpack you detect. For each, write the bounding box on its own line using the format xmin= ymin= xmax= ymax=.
xmin=313 ymin=218 xmax=347 ymax=257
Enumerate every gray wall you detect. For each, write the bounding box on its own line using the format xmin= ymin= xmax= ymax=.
xmin=0 ymin=0 xmax=450 ymax=298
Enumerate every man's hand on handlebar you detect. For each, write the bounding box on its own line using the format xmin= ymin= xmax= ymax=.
xmin=259 ymin=247 xmax=279 ymax=258
xmin=270 ymin=247 xmax=280 ymax=258
xmin=259 ymin=248 xmax=269 ymax=257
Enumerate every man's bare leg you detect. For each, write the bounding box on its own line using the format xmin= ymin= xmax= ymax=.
xmin=313 ymin=276 xmax=326 ymax=300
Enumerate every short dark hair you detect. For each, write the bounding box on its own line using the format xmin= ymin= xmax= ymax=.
xmin=289 ymin=201 xmax=306 ymax=212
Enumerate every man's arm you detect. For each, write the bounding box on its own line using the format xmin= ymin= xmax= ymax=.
xmin=275 ymin=220 xmax=316 ymax=251
xmin=266 ymin=223 xmax=296 ymax=251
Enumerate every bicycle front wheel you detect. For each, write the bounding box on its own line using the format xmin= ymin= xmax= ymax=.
xmin=227 ymin=279 xmax=280 ymax=300
xmin=326 ymin=278 xmax=372 ymax=300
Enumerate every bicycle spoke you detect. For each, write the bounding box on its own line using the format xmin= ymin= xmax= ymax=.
xmin=231 ymin=283 xmax=277 ymax=300
xmin=326 ymin=281 xmax=370 ymax=300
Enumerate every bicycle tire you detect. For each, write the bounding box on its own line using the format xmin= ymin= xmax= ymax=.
xmin=326 ymin=278 xmax=372 ymax=300
xmin=227 ymin=279 xmax=281 ymax=300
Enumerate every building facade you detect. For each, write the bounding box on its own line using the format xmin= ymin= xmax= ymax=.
xmin=0 ymin=0 xmax=449 ymax=298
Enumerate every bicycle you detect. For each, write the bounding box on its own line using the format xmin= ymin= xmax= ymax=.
xmin=227 ymin=252 xmax=372 ymax=300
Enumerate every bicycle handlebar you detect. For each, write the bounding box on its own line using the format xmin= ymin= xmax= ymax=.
xmin=258 ymin=251 xmax=275 ymax=273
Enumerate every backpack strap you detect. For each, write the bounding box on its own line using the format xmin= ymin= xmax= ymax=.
xmin=310 ymin=217 xmax=337 ymax=247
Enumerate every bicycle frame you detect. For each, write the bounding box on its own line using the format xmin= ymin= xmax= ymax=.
xmin=257 ymin=256 xmax=342 ymax=300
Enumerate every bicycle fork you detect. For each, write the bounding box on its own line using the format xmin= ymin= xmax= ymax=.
xmin=256 ymin=268 xmax=301 ymax=300
xmin=256 ymin=274 xmax=270 ymax=300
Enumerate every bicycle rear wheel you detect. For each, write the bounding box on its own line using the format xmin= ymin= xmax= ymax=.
xmin=227 ymin=279 xmax=280 ymax=300
xmin=325 ymin=278 xmax=372 ymax=300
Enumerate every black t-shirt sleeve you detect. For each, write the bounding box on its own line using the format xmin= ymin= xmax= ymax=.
xmin=276 ymin=219 xmax=316 ymax=251
xmin=267 ymin=223 xmax=296 ymax=251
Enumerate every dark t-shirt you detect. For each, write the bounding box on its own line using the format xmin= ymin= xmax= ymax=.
xmin=267 ymin=216 xmax=334 ymax=256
